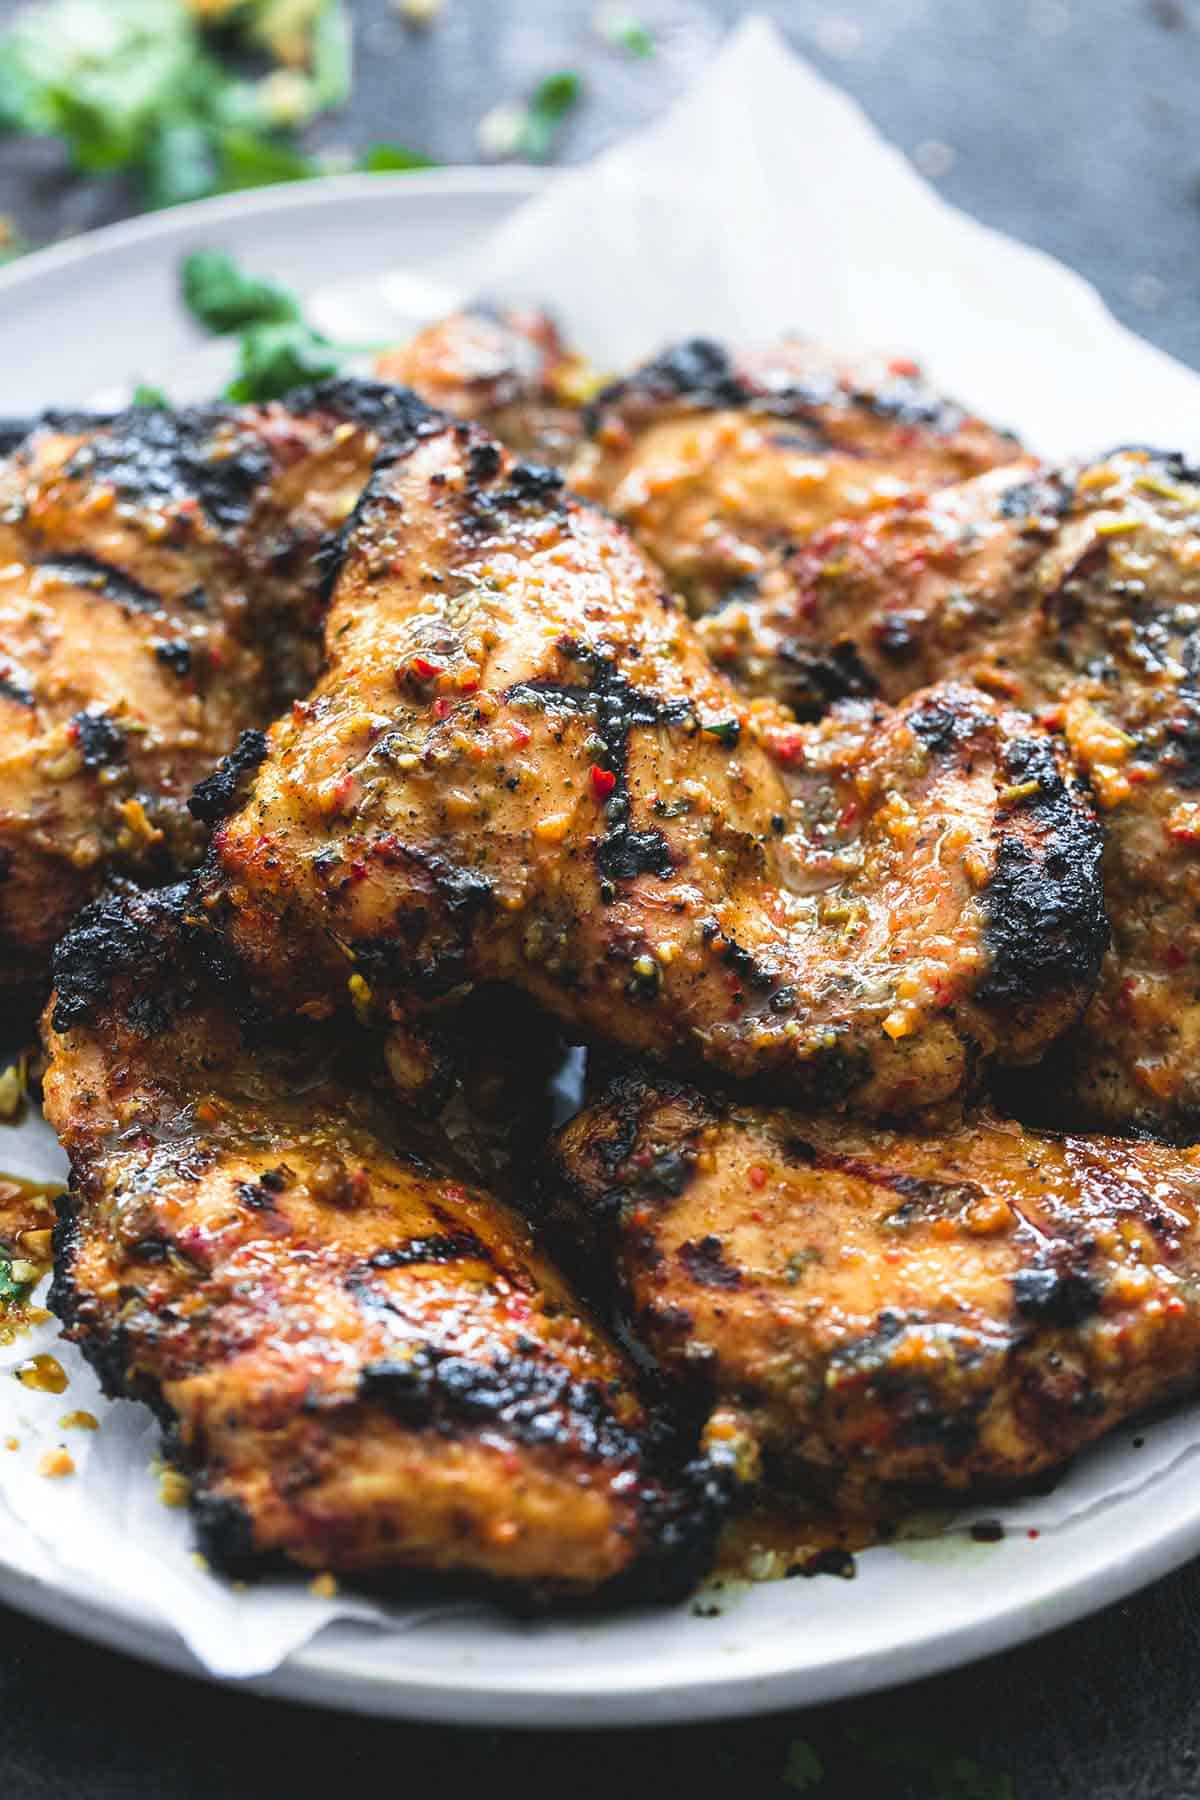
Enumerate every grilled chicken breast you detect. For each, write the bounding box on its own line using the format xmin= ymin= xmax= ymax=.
xmin=377 ymin=306 xmax=593 ymax=466
xmin=0 ymin=381 xmax=434 ymax=1011
xmin=700 ymin=449 xmax=1200 ymax=1135
xmin=198 ymin=403 xmax=1105 ymax=1114
xmin=41 ymin=884 xmax=719 ymax=1595
xmin=546 ymin=1073 xmax=1200 ymax=1508
xmin=569 ymin=339 xmax=1021 ymax=616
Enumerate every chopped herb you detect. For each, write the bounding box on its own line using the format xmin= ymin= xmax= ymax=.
xmin=595 ymin=7 xmax=655 ymax=57
xmin=131 ymin=382 xmax=168 ymax=407
xmin=359 ymin=140 xmax=436 ymax=171
xmin=224 ymin=318 xmax=339 ymax=401
xmin=0 ymin=0 xmax=365 ymax=208
xmin=214 ymin=126 xmax=317 ymax=192
xmin=521 ymin=70 xmax=582 ymax=160
xmin=781 ymin=1740 xmax=824 ymax=1792
xmin=703 ymin=717 xmax=741 ymax=748
xmin=0 ymin=1255 xmax=27 ymax=1305
xmin=181 ymin=248 xmax=300 ymax=333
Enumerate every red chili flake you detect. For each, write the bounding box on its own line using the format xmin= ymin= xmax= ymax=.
xmin=1027 ymin=1528 xmax=1040 ymax=1539
xmin=508 ymin=721 xmax=532 ymax=749
xmin=772 ymin=727 xmax=807 ymax=766
xmin=748 ymin=1165 xmax=767 ymax=1190
xmin=837 ymin=801 xmax=860 ymax=831
xmin=349 ymin=860 xmax=368 ymax=883
xmin=66 ymin=718 xmax=80 ymax=741
xmin=410 ymin=655 xmax=443 ymax=681
xmin=331 ymin=772 xmax=359 ymax=813
xmin=431 ymin=697 xmax=453 ymax=721
xmin=889 ymin=356 xmax=920 ymax=378
xmin=1167 ymin=945 xmax=1188 ymax=971
xmin=590 ymin=764 xmax=617 ymax=800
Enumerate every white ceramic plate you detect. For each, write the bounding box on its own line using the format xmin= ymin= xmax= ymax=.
xmin=2 ymin=171 xmax=1200 ymax=1726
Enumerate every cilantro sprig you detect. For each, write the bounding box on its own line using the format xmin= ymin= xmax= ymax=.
xmin=180 ymin=246 xmax=364 ymax=401
xmin=0 ymin=0 xmax=430 ymax=214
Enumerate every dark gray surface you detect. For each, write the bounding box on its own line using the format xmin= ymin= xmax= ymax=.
xmin=3 ymin=2 xmax=1200 ymax=1794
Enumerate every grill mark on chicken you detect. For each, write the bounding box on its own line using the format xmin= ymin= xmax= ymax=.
xmin=545 ymin=1072 xmax=1200 ymax=1508
xmin=202 ymin=418 xmax=1102 ymax=1115
xmin=0 ymin=380 xmax=454 ymax=1013
xmin=701 ymin=447 xmax=1200 ymax=1134
xmin=572 ymin=337 xmax=1021 ymax=616
xmin=42 ymin=884 xmax=728 ymax=1599
xmin=34 ymin=553 xmax=169 ymax=614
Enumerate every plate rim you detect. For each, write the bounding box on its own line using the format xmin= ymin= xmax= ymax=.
xmin=0 ymin=164 xmax=547 ymax=301
xmin=3 ymin=164 xmax=1200 ymax=1728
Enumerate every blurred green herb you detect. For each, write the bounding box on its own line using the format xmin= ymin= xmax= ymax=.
xmin=359 ymin=141 xmax=435 ymax=171
xmin=0 ymin=0 xmax=423 ymax=212
xmin=182 ymin=247 xmax=299 ymax=331
xmin=224 ymin=318 xmax=340 ymax=400
xmin=781 ymin=1740 xmax=824 ymax=1792
xmin=181 ymin=246 xmax=355 ymax=401
xmin=521 ymin=70 xmax=582 ymax=160
xmin=131 ymin=382 xmax=168 ymax=407
xmin=0 ymin=1255 xmax=28 ymax=1305
xmin=595 ymin=9 xmax=655 ymax=57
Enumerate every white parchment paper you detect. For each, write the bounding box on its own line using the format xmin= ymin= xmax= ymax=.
xmin=6 ymin=14 xmax=1200 ymax=1680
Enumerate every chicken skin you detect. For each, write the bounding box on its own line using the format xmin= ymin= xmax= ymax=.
xmin=701 ymin=450 xmax=1200 ymax=1136
xmin=546 ymin=1073 xmax=1200 ymax=1509
xmin=377 ymin=306 xmax=594 ymax=466
xmin=199 ymin=403 xmax=1105 ymax=1115
xmin=41 ymin=883 xmax=718 ymax=1595
xmin=569 ymin=339 xmax=1021 ymax=616
xmin=0 ymin=381 xmax=434 ymax=1011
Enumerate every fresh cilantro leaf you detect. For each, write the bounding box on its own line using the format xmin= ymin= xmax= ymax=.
xmin=0 ymin=1255 xmax=26 ymax=1305
xmin=0 ymin=0 xmax=358 ymax=207
xmin=224 ymin=319 xmax=339 ymax=401
xmin=596 ymin=9 xmax=655 ymax=57
xmin=521 ymin=69 xmax=582 ymax=160
xmin=359 ymin=141 xmax=436 ymax=172
xmin=214 ymin=126 xmax=318 ymax=191
xmin=782 ymin=1739 xmax=824 ymax=1792
xmin=131 ymin=383 xmax=168 ymax=408
xmin=144 ymin=118 xmax=219 ymax=209
xmin=182 ymin=249 xmax=301 ymax=334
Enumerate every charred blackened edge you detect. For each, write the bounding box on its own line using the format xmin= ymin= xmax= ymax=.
xmin=339 ymin=844 xmax=492 ymax=999
xmin=980 ymin=736 xmax=1109 ymax=1006
xmin=1107 ymin=446 xmax=1200 ymax=488
xmin=996 ymin=471 xmax=1075 ymax=524
xmin=187 ymin=727 xmax=269 ymax=826
xmin=48 ymin=880 xmax=194 ymax=1033
xmin=584 ymin=337 xmax=995 ymax=442
xmin=307 ymin=387 xmax=449 ymax=604
xmin=772 ymin=638 xmax=879 ymax=720
xmin=62 ymin=403 xmax=275 ymax=535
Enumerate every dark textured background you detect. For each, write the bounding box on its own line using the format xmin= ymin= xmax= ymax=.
xmin=4 ymin=2 xmax=1200 ymax=1795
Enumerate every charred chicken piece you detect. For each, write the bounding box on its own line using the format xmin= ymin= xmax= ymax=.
xmin=703 ymin=449 xmax=1200 ymax=1136
xmin=546 ymin=1072 xmax=1200 ymax=1508
xmin=200 ymin=406 xmax=1105 ymax=1114
xmin=569 ymin=339 xmax=1021 ymax=615
xmin=377 ymin=307 xmax=594 ymax=466
xmin=42 ymin=884 xmax=718 ymax=1595
xmin=0 ymin=381 xmax=432 ymax=1012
